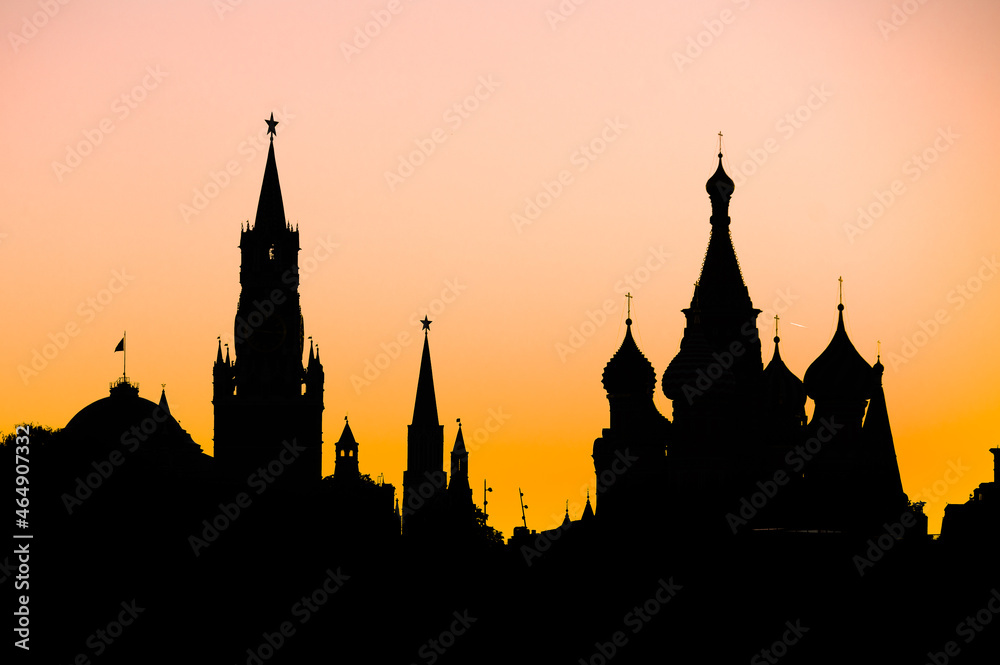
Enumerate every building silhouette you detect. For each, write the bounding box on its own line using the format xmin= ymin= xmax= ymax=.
xmin=17 ymin=121 xmax=1000 ymax=664
xmin=593 ymin=149 xmax=917 ymax=538
xmin=212 ymin=114 xmax=324 ymax=488
xmin=401 ymin=318 xmax=448 ymax=535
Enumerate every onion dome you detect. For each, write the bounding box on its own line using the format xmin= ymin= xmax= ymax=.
xmin=804 ymin=304 xmax=872 ymax=403
xmin=662 ymin=323 xmax=736 ymax=402
xmin=706 ymin=152 xmax=735 ymax=203
xmin=602 ymin=317 xmax=656 ymax=396
xmin=763 ymin=331 xmax=806 ymax=413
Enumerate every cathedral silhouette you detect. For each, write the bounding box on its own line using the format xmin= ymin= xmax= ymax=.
xmin=11 ymin=117 xmax=998 ymax=664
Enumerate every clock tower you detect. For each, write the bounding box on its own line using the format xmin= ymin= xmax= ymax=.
xmin=213 ymin=114 xmax=324 ymax=487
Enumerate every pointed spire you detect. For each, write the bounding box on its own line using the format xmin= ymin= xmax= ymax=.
xmin=253 ymin=114 xmax=286 ymax=233
xmin=452 ymin=418 xmax=467 ymax=455
xmin=862 ymin=356 xmax=905 ymax=499
xmin=224 ymin=344 xmax=230 ymax=365
xmin=582 ymin=489 xmax=595 ymax=522
xmin=338 ymin=417 xmax=356 ymax=447
xmin=158 ymin=384 xmax=170 ymax=415
xmin=216 ymin=336 xmax=224 ymax=364
xmin=411 ymin=323 xmax=440 ymax=427
xmin=334 ymin=416 xmax=359 ymax=480
xmin=449 ymin=418 xmax=471 ymax=500
xmin=562 ymin=500 xmax=572 ymax=528
xmin=693 ymin=142 xmax=753 ymax=316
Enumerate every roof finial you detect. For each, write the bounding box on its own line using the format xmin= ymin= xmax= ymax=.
xmin=265 ymin=112 xmax=278 ymax=141
xmin=838 ymin=276 xmax=845 ymax=311
xmin=625 ymin=292 xmax=632 ymax=325
xmin=774 ymin=314 xmax=780 ymax=344
xmin=420 ymin=316 xmax=432 ymax=334
xmin=876 ymin=340 xmax=881 ymax=363
xmin=717 ymin=130 xmax=723 ymax=157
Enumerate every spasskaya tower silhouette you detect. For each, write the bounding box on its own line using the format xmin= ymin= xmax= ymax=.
xmin=213 ymin=113 xmax=324 ymax=486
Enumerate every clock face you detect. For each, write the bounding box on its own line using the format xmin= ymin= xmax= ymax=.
xmin=248 ymin=314 xmax=287 ymax=352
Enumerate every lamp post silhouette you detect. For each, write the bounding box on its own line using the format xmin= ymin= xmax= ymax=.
xmin=519 ymin=487 xmax=528 ymax=530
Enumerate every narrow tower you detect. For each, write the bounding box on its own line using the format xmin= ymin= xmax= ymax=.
xmin=334 ymin=417 xmax=360 ymax=481
xmin=448 ymin=420 xmax=473 ymax=509
xmin=213 ymin=113 xmax=324 ymax=488
xmin=402 ymin=317 xmax=445 ymax=533
xmin=593 ymin=297 xmax=669 ymax=522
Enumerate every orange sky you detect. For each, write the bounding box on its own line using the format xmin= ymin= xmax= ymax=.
xmin=4 ymin=0 xmax=1000 ymax=536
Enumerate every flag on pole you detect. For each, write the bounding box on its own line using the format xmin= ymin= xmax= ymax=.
xmin=115 ymin=337 xmax=125 ymax=353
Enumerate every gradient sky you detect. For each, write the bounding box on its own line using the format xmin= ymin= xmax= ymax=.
xmin=4 ymin=0 xmax=1000 ymax=536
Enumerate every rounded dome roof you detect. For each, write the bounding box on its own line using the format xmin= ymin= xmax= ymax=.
xmin=706 ymin=153 xmax=735 ymax=201
xmin=763 ymin=337 xmax=806 ymax=411
xmin=804 ymin=305 xmax=872 ymax=403
xmin=63 ymin=381 xmax=202 ymax=454
xmin=662 ymin=324 xmax=736 ymax=402
xmin=602 ymin=319 xmax=656 ymax=396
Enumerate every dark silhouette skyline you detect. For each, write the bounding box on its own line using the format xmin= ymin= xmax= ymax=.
xmin=6 ymin=118 xmax=998 ymax=664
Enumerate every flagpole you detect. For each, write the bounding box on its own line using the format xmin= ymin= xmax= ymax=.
xmin=123 ymin=330 xmax=126 ymax=380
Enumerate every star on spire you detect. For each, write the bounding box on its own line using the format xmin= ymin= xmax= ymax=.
xmin=265 ymin=112 xmax=278 ymax=141
xmin=420 ymin=316 xmax=432 ymax=331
